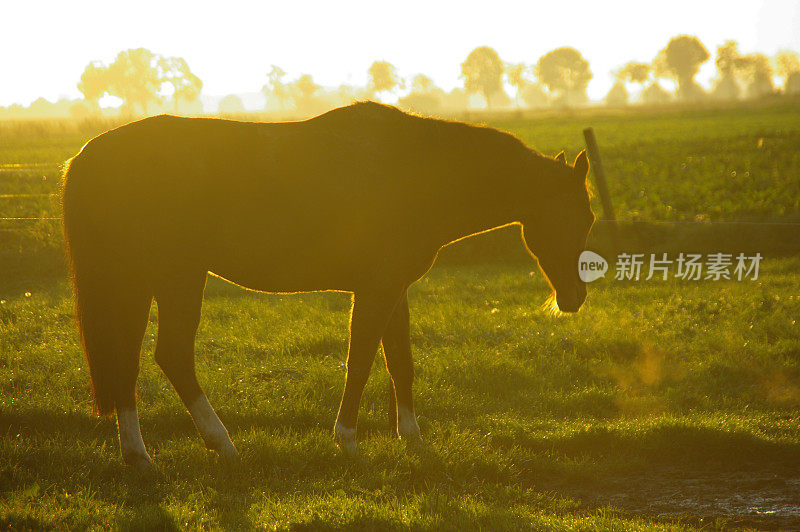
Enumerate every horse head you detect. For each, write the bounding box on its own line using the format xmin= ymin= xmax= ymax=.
xmin=522 ymin=150 xmax=595 ymax=313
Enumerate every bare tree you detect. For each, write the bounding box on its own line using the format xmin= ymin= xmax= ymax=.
xmin=461 ymin=46 xmax=505 ymax=108
xmin=536 ymin=47 xmax=592 ymax=106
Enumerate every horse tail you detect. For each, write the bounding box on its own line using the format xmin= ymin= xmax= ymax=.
xmin=62 ymin=154 xmax=152 ymax=417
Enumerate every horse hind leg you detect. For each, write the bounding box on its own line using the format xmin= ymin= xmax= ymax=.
xmin=72 ymin=265 xmax=153 ymax=468
xmin=153 ymin=272 xmax=237 ymax=459
xmin=113 ymin=294 xmax=153 ymax=469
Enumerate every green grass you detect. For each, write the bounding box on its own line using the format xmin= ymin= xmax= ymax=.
xmin=2 ymin=258 xmax=799 ymax=529
xmin=0 ymin=259 xmax=800 ymax=530
xmin=2 ymin=102 xmax=800 ymax=529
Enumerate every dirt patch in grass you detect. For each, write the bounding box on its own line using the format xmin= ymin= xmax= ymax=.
xmin=568 ymin=468 xmax=800 ymax=529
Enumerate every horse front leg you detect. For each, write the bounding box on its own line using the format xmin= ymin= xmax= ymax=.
xmin=334 ymin=287 xmax=405 ymax=456
xmin=381 ymin=291 xmax=421 ymax=444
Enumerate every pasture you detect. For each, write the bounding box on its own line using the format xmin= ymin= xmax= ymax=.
xmin=1 ymin=102 xmax=800 ymax=529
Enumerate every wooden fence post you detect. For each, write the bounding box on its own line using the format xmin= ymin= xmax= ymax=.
xmin=582 ymin=127 xmax=619 ymax=251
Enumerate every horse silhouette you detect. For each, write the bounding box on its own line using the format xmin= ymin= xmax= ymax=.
xmin=62 ymin=102 xmax=593 ymax=467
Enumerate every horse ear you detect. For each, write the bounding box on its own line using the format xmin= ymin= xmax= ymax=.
xmin=554 ymin=151 xmax=566 ymax=164
xmin=573 ymin=149 xmax=589 ymax=179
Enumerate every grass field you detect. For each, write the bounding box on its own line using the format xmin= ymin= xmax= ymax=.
xmin=1 ymin=102 xmax=800 ymax=529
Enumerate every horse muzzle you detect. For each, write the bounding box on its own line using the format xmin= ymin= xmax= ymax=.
xmin=556 ymin=285 xmax=587 ymax=313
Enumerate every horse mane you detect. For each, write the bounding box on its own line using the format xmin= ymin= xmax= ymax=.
xmin=309 ymin=103 xmax=597 ymax=205
xmin=311 ymin=101 xmax=544 ymax=167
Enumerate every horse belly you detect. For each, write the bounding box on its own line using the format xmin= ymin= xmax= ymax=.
xmin=204 ymin=234 xmax=366 ymax=293
xmin=208 ymin=259 xmax=355 ymax=293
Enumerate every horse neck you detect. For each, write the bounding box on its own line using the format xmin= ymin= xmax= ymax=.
xmin=430 ymin=159 xmax=529 ymax=248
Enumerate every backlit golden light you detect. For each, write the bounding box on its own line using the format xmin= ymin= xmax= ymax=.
xmin=1 ymin=0 xmax=798 ymax=114
xmin=3 ymin=1 xmax=800 ymax=528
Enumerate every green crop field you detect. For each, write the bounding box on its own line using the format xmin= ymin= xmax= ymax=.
xmin=1 ymin=102 xmax=800 ymax=530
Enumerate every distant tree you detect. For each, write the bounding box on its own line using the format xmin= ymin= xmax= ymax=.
xmin=4 ymin=104 xmax=24 ymax=119
xmin=52 ymin=97 xmax=75 ymax=117
xmin=262 ymin=65 xmax=291 ymax=110
xmin=505 ymin=63 xmax=530 ymax=107
xmin=28 ymin=97 xmax=55 ymax=117
xmin=640 ymin=82 xmax=671 ymax=105
xmin=398 ymin=74 xmax=444 ymax=114
xmin=615 ymin=62 xmax=650 ymax=102
xmin=218 ymin=94 xmax=245 ymax=114
xmin=158 ymin=56 xmax=202 ymax=113
xmin=397 ymin=93 xmax=440 ymax=114
xmin=737 ymin=53 xmax=774 ymax=99
xmin=106 ymin=48 xmax=162 ymax=114
xmin=503 ymin=62 xmax=549 ymax=108
xmin=368 ymin=61 xmax=401 ymax=101
xmin=331 ymin=83 xmax=369 ymax=107
xmin=773 ymin=50 xmax=800 ymax=95
xmin=536 ymin=47 xmax=592 ymax=106
xmin=442 ymin=87 xmax=469 ymax=110
xmin=521 ymin=83 xmax=548 ymax=108
xmin=654 ymin=35 xmax=709 ymax=102
xmin=487 ymin=90 xmax=512 ymax=109
xmin=69 ymin=100 xmax=92 ymax=118
xmin=712 ymin=41 xmax=741 ymax=100
xmin=618 ymin=62 xmax=650 ymax=85
xmin=290 ymin=74 xmax=321 ymax=113
xmin=605 ymin=80 xmax=628 ymax=106
xmin=77 ymin=61 xmax=110 ymax=111
xmin=461 ymin=46 xmax=505 ymax=108
xmin=786 ymin=72 xmax=800 ymax=95
xmin=410 ymin=74 xmax=435 ymax=94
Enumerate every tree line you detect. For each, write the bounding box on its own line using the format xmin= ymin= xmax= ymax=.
xmin=1 ymin=35 xmax=799 ymax=119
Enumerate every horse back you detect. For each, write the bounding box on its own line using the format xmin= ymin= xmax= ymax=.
xmin=64 ymin=112 xmax=439 ymax=292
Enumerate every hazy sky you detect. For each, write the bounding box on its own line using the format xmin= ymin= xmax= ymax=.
xmin=2 ymin=0 xmax=799 ymax=107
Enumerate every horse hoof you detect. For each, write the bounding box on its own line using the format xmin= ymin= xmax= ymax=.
xmin=337 ymin=437 xmax=359 ymax=457
xmin=124 ymin=452 xmax=153 ymax=471
xmin=214 ymin=447 xmax=239 ymax=464
xmin=401 ymin=432 xmax=423 ymax=444
xmin=209 ymin=440 xmax=239 ymax=459
xmin=400 ymin=431 xmax=424 ymax=450
xmin=334 ymin=423 xmax=359 ymax=457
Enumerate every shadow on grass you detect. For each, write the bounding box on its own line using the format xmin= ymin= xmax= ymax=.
xmin=6 ymin=405 xmax=800 ymax=472
xmin=493 ymin=422 xmax=800 ymax=470
xmin=119 ymin=505 xmax=179 ymax=531
xmin=4 ymin=406 xmax=800 ymax=528
xmin=6 ymin=407 xmax=800 ymax=475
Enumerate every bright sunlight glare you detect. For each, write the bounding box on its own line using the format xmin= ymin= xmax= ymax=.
xmin=1 ymin=0 xmax=799 ymax=109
